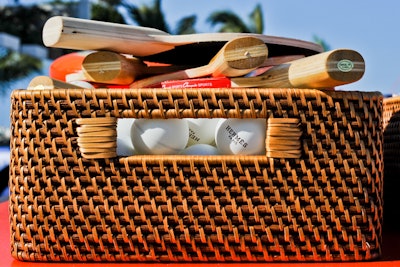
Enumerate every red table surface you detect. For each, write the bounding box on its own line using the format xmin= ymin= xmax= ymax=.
xmin=1 ymin=200 xmax=399 ymax=267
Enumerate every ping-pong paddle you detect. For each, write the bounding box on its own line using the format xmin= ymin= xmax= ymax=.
xmin=245 ymin=54 xmax=305 ymax=77
xmin=158 ymin=55 xmax=306 ymax=89
xmin=230 ymin=48 xmax=365 ymax=88
xmin=130 ymin=36 xmax=269 ymax=88
xmin=161 ymin=49 xmax=365 ymax=89
xmin=42 ymin=16 xmax=323 ymax=65
xmin=81 ymin=51 xmax=191 ymax=85
xmin=27 ymin=76 xmax=89 ymax=89
xmin=49 ymin=51 xmax=90 ymax=81
xmin=82 ymin=52 xmax=302 ymax=85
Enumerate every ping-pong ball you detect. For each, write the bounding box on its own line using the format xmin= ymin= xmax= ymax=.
xmin=131 ymin=119 xmax=189 ymax=154
xmin=215 ymin=118 xmax=266 ymax=155
xmin=186 ymin=118 xmax=221 ymax=146
xmin=117 ymin=118 xmax=135 ymax=156
xmin=180 ymin=144 xmax=219 ymax=155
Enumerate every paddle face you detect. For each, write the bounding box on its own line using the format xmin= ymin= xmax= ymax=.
xmin=130 ymin=36 xmax=268 ymax=88
xmin=43 ymin=16 xmax=323 ymax=66
xmin=141 ymin=41 xmax=322 ymax=65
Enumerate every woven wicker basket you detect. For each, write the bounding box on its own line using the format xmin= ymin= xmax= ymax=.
xmin=9 ymin=88 xmax=383 ymax=262
xmin=382 ymin=96 xmax=400 ymax=230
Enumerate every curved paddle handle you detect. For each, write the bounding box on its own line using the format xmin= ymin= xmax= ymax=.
xmin=81 ymin=51 xmax=189 ymax=85
xmin=130 ymin=36 xmax=268 ymax=88
xmin=27 ymin=76 xmax=87 ymax=90
xmin=231 ymin=49 xmax=365 ymax=88
xmin=42 ymin=16 xmax=174 ymax=57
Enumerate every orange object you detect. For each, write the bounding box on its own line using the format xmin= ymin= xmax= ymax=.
xmin=49 ymin=51 xmax=90 ymax=81
xmin=49 ymin=51 xmax=178 ymax=84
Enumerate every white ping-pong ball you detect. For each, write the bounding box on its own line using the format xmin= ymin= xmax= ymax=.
xmin=131 ymin=119 xmax=189 ymax=154
xmin=117 ymin=137 xmax=136 ymax=156
xmin=186 ymin=118 xmax=221 ymax=147
xmin=180 ymin=144 xmax=219 ymax=155
xmin=215 ymin=118 xmax=266 ymax=155
xmin=116 ymin=118 xmax=135 ymax=156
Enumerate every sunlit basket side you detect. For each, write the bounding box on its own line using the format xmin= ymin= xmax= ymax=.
xmin=9 ymin=88 xmax=383 ymax=262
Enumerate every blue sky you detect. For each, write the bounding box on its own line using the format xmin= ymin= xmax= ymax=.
xmin=161 ymin=0 xmax=397 ymax=94
xmin=0 ymin=0 xmax=398 ymax=126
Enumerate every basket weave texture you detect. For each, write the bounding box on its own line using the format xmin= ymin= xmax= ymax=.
xmin=9 ymin=88 xmax=383 ymax=262
xmin=382 ymin=96 xmax=400 ymax=230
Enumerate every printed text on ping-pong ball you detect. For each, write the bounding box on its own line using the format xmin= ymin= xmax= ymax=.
xmin=215 ymin=118 xmax=266 ymax=155
xmin=186 ymin=118 xmax=221 ymax=146
xmin=131 ymin=119 xmax=189 ymax=154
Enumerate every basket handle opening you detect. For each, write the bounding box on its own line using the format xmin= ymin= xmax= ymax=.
xmin=75 ymin=117 xmax=302 ymax=159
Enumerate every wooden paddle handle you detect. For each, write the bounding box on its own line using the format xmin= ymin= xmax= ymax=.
xmin=82 ymin=51 xmax=188 ymax=84
xmin=82 ymin=52 xmax=138 ymax=84
xmin=28 ymin=76 xmax=87 ymax=89
xmin=231 ymin=49 xmax=365 ymax=88
xmin=131 ymin=36 xmax=268 ymax=88
xmin=42 ymin=16 xmax=174 ymax=57
xmin=208 ymin=36 xmax=268 ymax=77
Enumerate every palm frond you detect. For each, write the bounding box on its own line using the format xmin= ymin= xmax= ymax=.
xmin=0 ymin=5 xmax=51 ymax=44
xmin=0 ymin=49 xmax=42 ymax=88
xmin=313 ymin=35 xmax=331 ymax=51
xmin=249 ymin=3 xmax=263 ymax=34
xmin=207 ymin=11 xmax=250 ymax=32
xmin=91 ymin=2 xmax=126 ymax=23
xmin=175 ymin=15 xmax=197 ymax=34
xmin=122 ymin=0 xmax=170 ymax=33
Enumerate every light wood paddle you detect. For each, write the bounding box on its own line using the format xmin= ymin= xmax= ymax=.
xmin=230 ymin=48 xmax=365 ymax=88
xmin=27 ymin=76 xmax=87 ymax=89
xmin=42 ymin=16 xmax=323 ymax=65
xmin=130 ymin=36 xmax=269 ymax=88
xmin=246 ymin=55 xmax=305 ymax=77
xmin=82 ymin=52 xmax=304 ymax=85
xmin=81 ymin=51 xmax=190 ymax=85
xmin=160 ymin=49 xmax=365 ymax=89
xmin=260 ymin=55 xmax=305 ymax=68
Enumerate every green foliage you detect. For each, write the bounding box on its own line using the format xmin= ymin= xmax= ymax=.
xmin=0 ymin=4 xmax=50 ymax=87
xmin=91 ymin=2 xmax=126 ymax=23
xmin=0 ymin=48 xmax=42 ymax=90
xmin=123 ymin=0 xmax=170 ymax=33
xmin=0 ymin=5 xmax=51 ymax=45
xmin=207 ymin=4 xmax=264 ymax=34
xmin=249 ymin=4 xmax=263 ymax=34
xmin=98 ymin=0 xmax=121 ymax=7
xmin=175 ymin=15 xmax=197 ymax=35
xmin=313 ymin=35 xmax=331 ymax=52
xmin=207 ymin=11 xmax=250 ymax=33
